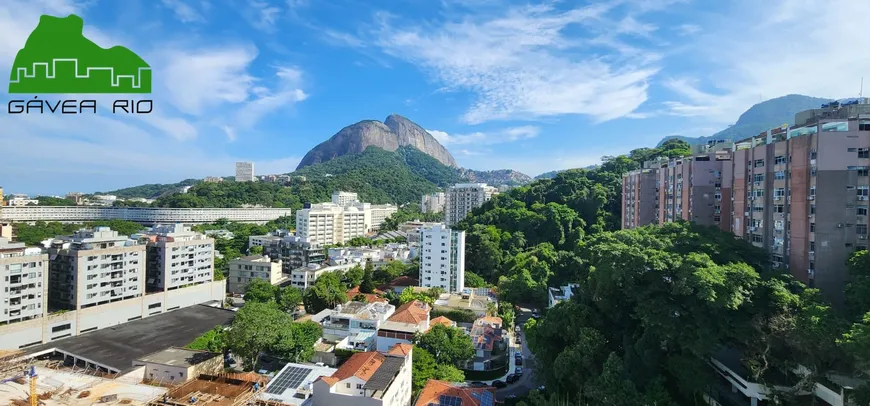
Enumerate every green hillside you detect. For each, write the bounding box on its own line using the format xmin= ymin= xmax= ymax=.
xmin=99 ymin=179 xmax=200 ymax=199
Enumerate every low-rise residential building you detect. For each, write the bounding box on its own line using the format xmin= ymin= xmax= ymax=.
xmin=414 ymin=380 xmax=496 ymax=406
xmin=429 ymin=316 xmax=456 ymax=330
xmin=311 ymin=301 xmax=396 ymax=341
xmin=432 ymin=290 xmax=493 ymax=318
xmin=378 ymin=276 xmax=419 ymax=294
xmin=289 ymin=263 xmax=356 ymax=289
xmin=259 ymin=362 xmax=337 ymax=405
xmin=145 ymin=224 xmax=214 ymax=292
xmin=0 ymin=221 xmax=13 ymax=239
xmin=376 ymin=300 xmax=430 ymax=353
xmin=312 ymin=344 xmax=413 ymax=406
xmin=328 ymin=244 xmax=414 ymax=267
xmin=467 ymin=316 xmax=505 ymax=371
xmin=134 ymin=347 xmax=222 ymax=384
xmin=548 ymin=283 xmax=579 ymax=308
xmin=227 ymin=255 xmax=284 ymax=294
xmin=47 ymin=227 xmax=146 ymax=310
xmin=419 ymin=224 xmax=465 ymax=293
xmin=0 ymin=237 xmax=47 ymax=325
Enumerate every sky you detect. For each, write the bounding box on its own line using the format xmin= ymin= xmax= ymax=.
xmin=1 ymin=0 xmax=869 ymax=195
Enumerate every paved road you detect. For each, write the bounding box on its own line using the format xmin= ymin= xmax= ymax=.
xmin=495 ymin=311 xmax=541 ymax=401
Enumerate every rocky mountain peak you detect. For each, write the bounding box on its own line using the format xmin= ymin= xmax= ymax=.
xmin=296 ymin=115 xmax=458 ymax=170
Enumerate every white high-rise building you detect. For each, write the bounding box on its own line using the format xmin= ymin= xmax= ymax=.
xmin=47 ymin=227 xmax=146 ymax=309
xmin=444 ymin=183 xmax=498 ymax=226
xmin=0 ymin=237 xmax=47 ymax=325
xmin=419 ymin=224 xmax=465 ymax=293
xmin=331 ymin=191 xmax=359 ymax=207
xmin=235 ymin=162 xmax=255 ymax=182
xmin=421 ymin=192 xmax=446 ymax=213
xmin=145 ymin=224 xmax=214 ymax=291
xmin=296 ymin=195 xmax=398 ymax=244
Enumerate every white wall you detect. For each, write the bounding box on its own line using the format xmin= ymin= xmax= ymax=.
xmin=0 ymin=280 xmax=227 ymax=350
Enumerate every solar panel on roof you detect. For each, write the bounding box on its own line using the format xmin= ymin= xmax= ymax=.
xmin=439 ymin=395 xmax=462 ymax=406
xmin=479 ymin=391 xmax=494 ymax=406
xmin=264 ymin=365 xmax=313 ymax=395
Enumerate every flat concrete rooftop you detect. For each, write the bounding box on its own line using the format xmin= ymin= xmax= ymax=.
xmin=25 ymin=305 xmax=235 ymax=373
xmin=137 ymin=347 xmax=220 ymax=367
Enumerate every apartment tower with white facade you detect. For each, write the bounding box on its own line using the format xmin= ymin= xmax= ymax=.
xmin=444 ymin=183 xmax=498 ymax=226
xmin=331 ymin=191 xmax=359 ymax=207
xmin=145 ymin=224 xmax=214 ymax=291
xmin=419 ymin=224 xmax=465 ymax=293
xmin=0 ymin=237 xmax=47 ymax=325
xmin=47 ymin=227 xmax=146 ymax=310
xmin=421 ymin=192 xmax=446 ymax=214
xmin=235 ymin=162 xmax=255 ymax=182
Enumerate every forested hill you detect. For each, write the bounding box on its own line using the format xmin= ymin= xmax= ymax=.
xmin=98 ymin=178 xmax=200 ymax=199
xmin=455 ymin=138 xmax=870 ymax=404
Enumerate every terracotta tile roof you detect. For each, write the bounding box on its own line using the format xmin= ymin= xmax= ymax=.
xmin=477 ymin=316 xmax=502 ymax=327
xmin=330 ymin=351 xmax=386 ymax=383
xmin=429 ymin=316 xmax=455 ymax=330
xmin=346 ymin=286 xmax=388 ymax=303
xmin=388 ymin=300 xmax=430 ymax=325
xmin=387 ymin=343 xmax=413 ymax=357
xmin=390 ymin=276 xmax=419 ymax=287
xmin=414 ymin=380 xmax=496 ymax=406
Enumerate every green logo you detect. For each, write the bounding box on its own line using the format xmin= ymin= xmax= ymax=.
xmin=8 ymin=14 xmax=151 ymax=94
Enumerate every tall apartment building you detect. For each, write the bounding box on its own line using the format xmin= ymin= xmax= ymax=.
xmin=622 ymin=167 xmax=660 ymax=229
xmin=0 ymin=237 xmax=47 ymax=325
xmin=332 ymin=191 xmax=359 ymax=207
xmin=730 ymin=103 xmax=870 ymax=305
xmin=227 ymin=255 xmax=283 ymax=294
xmin=145 ymin=224 xmax=214 ymax=291
xmin=421 ymin=192 xmax=446 ymax=214
xmin=235 ymin=162 xmax=255 ymax=182
xmin=47 ymin=227 xmax=146 ymax=310
xmin=657 ymin=151 xmax=733 ymax=231
xmin=444 ymin=183 xmax=498 ymax=226
xmin=419 ymin=224 xmax=465 ymax=293
xmin=295 ymin=199 xmax=397 ymax=244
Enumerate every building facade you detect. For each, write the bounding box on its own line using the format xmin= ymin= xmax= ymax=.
xmin=622 ymin=168 xmax=660 ymax=229
xmin=444 ymin=183 xmax=498 ymax=226
xmin=296 ymin=200 xmax=396 ymax=245
xmin=0 ymin=206 xmax=291 ymax=225
xmin=312 ymin=346 xmax=413 ymax=406
xmin=656 ymin=151 xmax=733 ymax=231
xmin=332 ymin=191 xmax=360 ymax=207
xmin=235 ymin=162 xmax=255 ymax=182
xmin=419 ymin=224 xmax=465 ymax=293
xmin=146 ymin=224 xmax=214 ymax=292
xmin=0 ymin=237 xmax=47 ymax=326
xmin=47 ymin=227 xmax=146 ymax=310
xmin=227 ymin=255 xmax=283 ymax=294
xmin=421 ymin=192 xmax=446 ymax=214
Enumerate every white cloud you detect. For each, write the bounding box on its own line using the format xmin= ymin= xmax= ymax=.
xmin=161 ymin=0 xmax=205 ymax=23
xmin=248 ymin=0 xmax=283 ymax=32
xmin=367 ymin=3 xmax=661 ymax=124
xmin=427 ymin=126 xmax=540 ymax=146
xmin=662 ymin=0 xmax=867 ymax=125
xmin=675 ymin=23 xmax=700 ymax=36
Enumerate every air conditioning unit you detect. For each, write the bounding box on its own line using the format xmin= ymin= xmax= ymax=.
xmin=774 ymin=196 xmax=782 ymax=201
xmin=860 ymin=235 xmax=868 ymax=240
xmin=860 ymin=196 xmax=869 ymax=201
xmin=808 ymin=196 xmax=815 ymax=200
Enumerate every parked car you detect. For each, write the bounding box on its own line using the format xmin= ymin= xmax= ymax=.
xmin=515 ymin=367 xmax=524 ymax=376
xmin=470 ymin=381 xmax=486 ymax=387
xmin=515 ymin=357 xmax=523 ymax=366
xmin=516 ymin=337 xmax=523 ymax=345
xmin=515 ymin=325 xmax=521 ymax=333
xmin=506 ymin=374 xmax=518 ymax=383
xmin=492 ymin=380 xmax=506 ymax=388
xmin=531 ymin=312 xmax=541 ymax=318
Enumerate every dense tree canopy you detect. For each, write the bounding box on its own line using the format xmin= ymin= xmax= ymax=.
xmin=224 ymin=302 xmax=322 ymax=369
xmin=303 ymin=271 xmax=348 ymax=313
xmin=415 ymin=324 xmax=475 ymax=367
xmin=380 ymin=203 xmax=444 ymax=231
xmin=411 ymin=346 xmax=465 ymax=393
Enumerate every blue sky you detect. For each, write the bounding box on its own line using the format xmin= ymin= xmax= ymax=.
xmin=1 ymin=0 xmax=868 ymax=195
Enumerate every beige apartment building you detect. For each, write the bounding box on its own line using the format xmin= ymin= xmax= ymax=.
xmin=621 ymin=167 xmax=660 ymax=229
xmin=444 ymin=183 xmax=498 ymax=226
xmin=730 ymin=103 xmax=870 ymax=305
xmin=0 ymin=237 xmax=47 ymax=325
xmin=145 ymin=224 xmax=214 ymax=292
xmin=227 ymin=255 xmax=283 ymax=294
xmin=47 ymin=227 xmax=146 ymax=310
xmin=621 ymin=101 xmax=870 ymax=305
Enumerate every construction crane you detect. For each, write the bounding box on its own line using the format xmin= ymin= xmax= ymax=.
xmin=0 ymin=366 xmax=38 ymax=406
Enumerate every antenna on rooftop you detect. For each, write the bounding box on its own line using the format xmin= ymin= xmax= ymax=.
xmin=861 ymin=77 xmax=864 ymax=98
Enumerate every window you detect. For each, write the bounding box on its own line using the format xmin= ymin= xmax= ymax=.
xmin=773 ymin=188 xmax=786 ymax=198
xmin=860 ymin=148 xmax=870 ymax=159
xmin=861 ymin=120 xmax=870 ymax=131
xmin=810 ymin=222 xmax=816 ymax=232
xmin=774 ymin=155 xmax=787 ymax=165
xmin=822 ymin=121 xmax=848 ymax=132
xmin=754 ymin=189 xmax=765 ymax=198
xmin=810 ymin=186 xmax=816 ymax=197
xmin=753 ymin=174 xmax=764 ymax=182
xmin=754 ymin=159 xmax=765 ymax=168
xmin=810 ymin=205 xmax=815 ymax=215
xmin=859 ymin=168 xmax=869 ymax=177
xmin=859 ymin=207 xmax=869 ymax=216
xmin=357 ymin=384 xmax=363 ymax=389
xmin=774 ymin=171 xmax=786 ymax=180
xmin=346 ymin=383 xmax=351 ymax=389
xmin=809 ymin=241 xmax=815 ymax=252
xmin=773 ymin=205 xmax=784 ymax=213
xmin=751 ymin=234 xmax=763 ymax=243
xmin=848 ymin=148 xmax=858 ymax=152
xmin=51 ymin=323 xmax=71 ymax=333
xmin=811 ymin=150 xmax=818 ymax=159
xmin=858 ymin=224 xmax=868 ymax=235
xmin=859 ymin=186 xmax=870 ymax=198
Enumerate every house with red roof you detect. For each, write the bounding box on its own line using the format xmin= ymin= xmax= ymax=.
xmin=414 ymin=380 xmax=497 ymax=406
xmin=375 ymin=300 xmax=431 ymax=352
xmin=312 ymin=344 xmax=413 ymax=406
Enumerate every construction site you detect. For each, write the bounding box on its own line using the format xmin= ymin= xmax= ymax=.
xmin=146 ymin=373 xmax=269 ymax=406
xmin=0 ymin=351 xmax=166 ymax=406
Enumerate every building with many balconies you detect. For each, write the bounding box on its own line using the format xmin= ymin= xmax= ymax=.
xmin=0 ymin=237 xmax=47 ymax=325
xmin=145 ymin=224 xmax=214 ymax=292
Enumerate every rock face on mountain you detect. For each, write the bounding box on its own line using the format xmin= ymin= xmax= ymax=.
xmin=297 ymin=114 xmax=458 ymax=170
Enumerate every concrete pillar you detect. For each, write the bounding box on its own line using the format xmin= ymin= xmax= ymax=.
xmin=751 ymin=397 xmax=758 ymax=406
